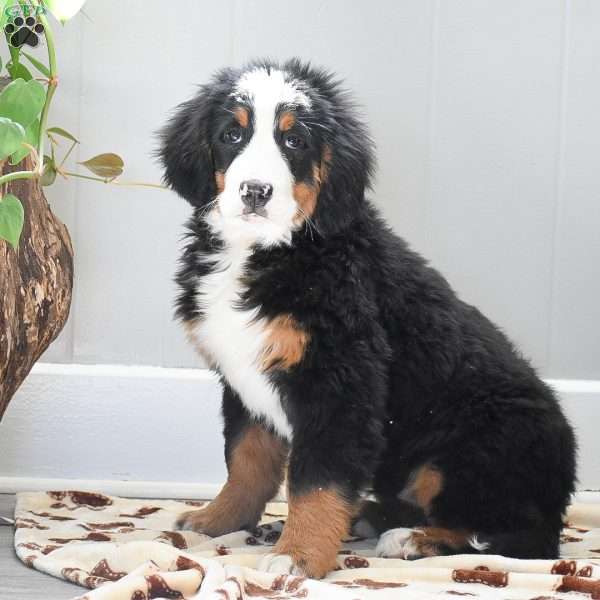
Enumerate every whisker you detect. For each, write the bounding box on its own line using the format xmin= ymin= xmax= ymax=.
xmin=198 ymin=198 xmax=219 ymax=219
xmin=296 ymin=206 xmax=321 ymax=240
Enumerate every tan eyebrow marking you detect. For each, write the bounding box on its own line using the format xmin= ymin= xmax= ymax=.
xmin=279 ymin=111 xmax=296 ymax=132
xmin=234 ymin=106 xmax=249 ymax=128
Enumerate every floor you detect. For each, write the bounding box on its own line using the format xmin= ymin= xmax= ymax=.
xmin=0 ymin=494 xmax=78 ymax=600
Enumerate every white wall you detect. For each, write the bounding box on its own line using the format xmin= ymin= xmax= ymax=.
xmin=26 ymin=0 xmax=599 ymax=380
xmin=1 ymin=1 xmax=599 ymax=492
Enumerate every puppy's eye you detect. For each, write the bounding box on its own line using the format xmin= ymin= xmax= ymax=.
xmin=222 ymin=126 xmax=243 ymax=144
xmin=284 ymin=134 xmax=306 ymax=150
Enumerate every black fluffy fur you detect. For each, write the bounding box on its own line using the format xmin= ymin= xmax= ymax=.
xmin=159 ymin=58 xmax=576 ymax=559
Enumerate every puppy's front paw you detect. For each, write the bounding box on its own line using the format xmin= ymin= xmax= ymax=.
xmin=175 ymin=506 xmax=240 ymax=537
xmin=258 ymin=553 xmax=304 ymax=576
xmin=376 ymin=528 xmax=422 ymax=559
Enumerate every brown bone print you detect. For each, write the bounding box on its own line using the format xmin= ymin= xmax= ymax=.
xmin=332 ymin=579 xmax=408 ymax=590
xmin=145 ymin=574 xmax=185 ymax=599
xmin=22 ymin=555 xmax=37 ymax=568
xmin=79 ymin=521 xmax=135 ymax=530
xmin=343 ymin=556 xmax=370 ymax=569
xmin=156 ymin=530 xmax=188 ymax=550
xmin=14 ymin=518 xmax=49 ymax=530
xmin=89 ymin=559 xmax=128 ymax=582
xmin=555 ymin=575 xmax=600 ymax=598
xmin=48 ymin=491 xmax=113 ymax=507
xmin=452 ymin=569 xmax=509 ymax=587
xmin=28 ymin=510 xmax=75 ymax=521
xmin=49 ymin=532 xmax=112 ymax=544
xmin=244 ymin=576 xmax=309 ymax=599
xmin=175 ymin=555 xmax=205 ymax=576
xmin=552 ymin=560 xmax=578 ymax=575
xmin=120 ymin=506 xmax=162 ymax=518
xmin=17 ymin=541 xmax=60 ymax=555
xmin=61 ymin=567 xmax=107 ymax=589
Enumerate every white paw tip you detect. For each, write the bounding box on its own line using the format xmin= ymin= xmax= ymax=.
xmin=258 ymin=553 xmax=303 ymax=575
xmin=469 ymin=535 xmax=490 ymax=552
xmin=376 ymin=528 xmax=421 ymax=559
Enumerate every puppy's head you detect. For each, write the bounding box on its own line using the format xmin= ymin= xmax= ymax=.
xmin=159 ymin=59 xmax=374 ymax=246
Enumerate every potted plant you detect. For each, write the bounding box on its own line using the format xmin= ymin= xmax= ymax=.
xmin=0 ymin=0 xmax=162 ymax=420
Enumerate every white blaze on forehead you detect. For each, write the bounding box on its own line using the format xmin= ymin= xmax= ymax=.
xmin=232 ymin=67 xmax=311 ymax=112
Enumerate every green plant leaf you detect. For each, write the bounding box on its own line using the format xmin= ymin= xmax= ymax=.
xmin=40 ymin=155 xmax=57 ymax=186
xmin=21 ymin=52 xmax=51 ymax=78
xmin=0 ymin=116 xmax=25 ymax=159
xmin=0 ymin=193 xmax=25 ymax=249
xmin=0 ymin=78 xmax=45 ymax=128
xmin=47 ymin=126 xmax=79 ymax=143
xmin=79 ymin=153 xmax=124 ymax=178
xmin=0 ymin=0 xmax=10 ymax=28
xmin=9 ymin=118 xmax=39 ymax=165
xmin=6 ymin=61 xmax=32 ymax=81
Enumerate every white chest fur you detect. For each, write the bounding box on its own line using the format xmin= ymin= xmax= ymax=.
xmin=187 ymin=246 xmax=293 ymax=440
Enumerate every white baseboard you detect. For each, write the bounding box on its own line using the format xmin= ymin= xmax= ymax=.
xmin=0 ymin=363 xmax=598 ymax=496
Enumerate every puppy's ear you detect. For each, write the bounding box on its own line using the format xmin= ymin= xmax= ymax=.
xmin=314 ymin=110 xmax=375 ymax=234
xmin=158 ymin=87 xmax=215 ymax=207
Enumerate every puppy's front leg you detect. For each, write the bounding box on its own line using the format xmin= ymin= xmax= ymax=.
xmin=262 ymin=483 xmax=353 ymax=579
xmin=260 ymin=409 xmax=383 ymax=578
xmin=177 ymin=387 xmax=287 ymax=536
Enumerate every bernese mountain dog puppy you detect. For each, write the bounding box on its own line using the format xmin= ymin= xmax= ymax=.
xmin=159 ymin=58 xmax=576 ymax=579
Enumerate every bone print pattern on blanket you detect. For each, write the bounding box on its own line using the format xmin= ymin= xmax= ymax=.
xmin=11 ymin=491 xmax=600 ymax=600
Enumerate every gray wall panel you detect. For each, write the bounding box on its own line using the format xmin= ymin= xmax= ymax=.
xmin=18 ymin=0 xmax=598 ymax=378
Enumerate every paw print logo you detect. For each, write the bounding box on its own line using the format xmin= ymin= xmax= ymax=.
xmin=5 ymin=14 xmax=45 ymax=48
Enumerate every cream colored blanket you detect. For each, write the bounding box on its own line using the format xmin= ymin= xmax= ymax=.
xmin=13 ymin=491 xmax=600 ymax=600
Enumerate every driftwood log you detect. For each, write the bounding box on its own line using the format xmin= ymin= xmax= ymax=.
xmin=0 ymin=156 xmax=74 ymax=421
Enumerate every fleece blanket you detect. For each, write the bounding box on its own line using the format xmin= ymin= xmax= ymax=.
xmin=12 ymin=491 xmax=600 ymax=600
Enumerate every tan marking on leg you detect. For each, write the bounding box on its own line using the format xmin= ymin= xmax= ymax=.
xmin=410 ymin=527 xmax=471 ymax=557
xmin=276 ymin=488 xmax=352 ymax=578
xmin=234 ymin=106 xmax=249 ymax=128
xmin=261 ymin=314 xmax=309 ymax=371
xmin=400 ymin=464 xmax=444 ymax=515
xmin=412 ymin=464 xmax=444 ymax=512
xmin=279 ymin=111 xmax=296 ymax=132
xmin=214 ymin=171 xmax=225 ymax=194
xmin=178 ymin=426 xmax=287 ymax=536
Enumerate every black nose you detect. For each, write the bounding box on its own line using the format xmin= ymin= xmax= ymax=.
xmin=240 ymin=179 xmax=273 ymax=212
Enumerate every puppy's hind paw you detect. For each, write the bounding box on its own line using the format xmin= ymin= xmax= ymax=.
xmin=376 ymin=528 xmax=422 ymax=559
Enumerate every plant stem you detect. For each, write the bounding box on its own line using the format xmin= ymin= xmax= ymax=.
xmin=0 ymin=170 xmax=37 ymax=188
xmin=34 ymin=0 xmax=58 ymax=175
xmin=61 ymin=171 xmax=167 ymax=190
